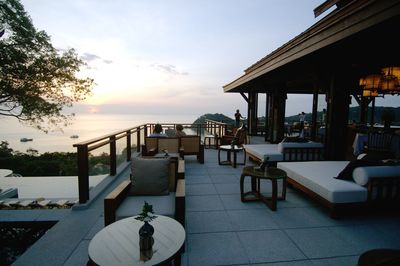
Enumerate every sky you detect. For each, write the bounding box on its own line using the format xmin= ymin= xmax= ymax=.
xmin=19 ymin=0 xmax=399 ymax=119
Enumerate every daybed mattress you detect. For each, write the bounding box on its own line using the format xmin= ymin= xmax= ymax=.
xmin=243 ymin=144 xmax=283 ymax=161
xmin=277 ymin=161 xmax=368 ymax=204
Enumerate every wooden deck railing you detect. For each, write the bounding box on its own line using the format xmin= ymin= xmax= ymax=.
xmin=73 ymin=121 xmax=227 ymax=203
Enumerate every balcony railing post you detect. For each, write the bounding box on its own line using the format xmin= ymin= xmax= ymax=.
xmin=110 ymin=136 xmax=116 ymax=176
xmin=126 ymin=130 xmax=131 ymax=162
xmin=137 ymin=126 xmax=141 ymax=153
xmin=77 ymin=145 xmax=89 ymax=203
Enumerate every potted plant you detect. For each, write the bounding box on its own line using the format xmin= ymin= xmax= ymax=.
xmin=136 ymin=201 xmax=157 ymax=250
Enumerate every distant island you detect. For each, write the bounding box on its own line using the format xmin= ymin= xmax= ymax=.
xmin=192 ymin=113 xmax=234 ymax=125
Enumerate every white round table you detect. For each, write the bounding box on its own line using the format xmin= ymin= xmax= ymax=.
xmin=88 ymin=215 xmax=185 ymax=265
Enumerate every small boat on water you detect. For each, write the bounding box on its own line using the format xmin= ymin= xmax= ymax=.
xmin=70 ymin=135 xmax=79 ymax=139
xmin=20 ymin=138 xmax=33 ymax=142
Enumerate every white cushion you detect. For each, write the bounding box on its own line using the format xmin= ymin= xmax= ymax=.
xmin=353 ymin=165 xmax=400 ymax=186
xmin=243 ymin=144 xmax=283 ymax=162
xmin=278 ymin=141 xmax=324 ymax=153
xmin=116 ymin=194 xmax=175 ymax=221
xmin=277 ymin=161 xmax=367 ymax=203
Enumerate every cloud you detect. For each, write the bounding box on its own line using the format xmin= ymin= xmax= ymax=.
xmin=151 ymin=64 xmax=188 ymax=76
xmin=81 ymin=53 xmax=101 ymax=62
xmin=81 ymin=53 xmax=113 ymax=65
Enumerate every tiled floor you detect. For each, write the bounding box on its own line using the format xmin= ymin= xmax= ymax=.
xmin=8 ymin=148 xmax=400 ymax=266
xmin=183 ymin=149 xmax=400 ymax=266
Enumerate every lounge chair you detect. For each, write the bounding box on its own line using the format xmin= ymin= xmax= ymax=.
xmin=179 ymin=135 xmax=204 ymax=163
xmin=157 ymin=137 xmax=183 ymax=158
xmin=277 ymin=160 xmax=400 ymax=217
xmin=244 ymin=139 xmax=324 ymax=164
xmin=104 ymin=156 xmax=185 ymax=227
xmin=364 ymin=131 xmax=394 ymax=154
xmin=141 ymin=137 xmax=158 ymax=156
xmin=220 ymin=126 xmax=247 ymax=146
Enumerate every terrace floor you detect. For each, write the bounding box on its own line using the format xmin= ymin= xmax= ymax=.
xmin=4 ymin=143 xmax=400 ymax=266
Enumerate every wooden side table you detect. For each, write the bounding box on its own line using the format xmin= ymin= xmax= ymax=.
xmin=240 ymin=166 xmax=286 ymax=211
xmin=88 ymin=215 xmax=185 ymax=266
xmin=218 ymin=145 xmax=246 ymax=168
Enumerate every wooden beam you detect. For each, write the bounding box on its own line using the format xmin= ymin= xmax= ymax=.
xmin=314 ymin=0 xmax=340 ymax=18
xmin=240 ymin=92 xmax=249 ymax=103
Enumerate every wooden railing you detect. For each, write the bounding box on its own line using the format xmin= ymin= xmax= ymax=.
xmin=73 ymin=121 xmax=227 ymax=203
xmin=204 ymin=119 xmax=228 ymax=137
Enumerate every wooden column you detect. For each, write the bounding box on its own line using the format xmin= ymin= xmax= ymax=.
xmin=311 ymin=85 xmax=319 ymax=141
xmin=270 ymin=88 xmax=286 ymax=143
xmin=264 ymin=93 xmax=270 ymax=141
xmin=325 ymin=73 xmax=350 ymax=160
xmin=247 ymin=92 xmax=258 ymax=135
xmin=360 ymin=97 xmax=369 ymax=124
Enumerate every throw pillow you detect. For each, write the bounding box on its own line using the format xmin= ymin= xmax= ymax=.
xmin=129 ymin=157 xmax=170 ymax=196
xmin=334 ymin=160 xmax=382 ymax=181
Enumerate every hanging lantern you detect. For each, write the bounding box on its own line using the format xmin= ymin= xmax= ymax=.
xmin=380 ymin=78 xmax=399 ymax=91
xmin=364 ymin=74 xmax=381 ymax=89
xmin=362 ymin=90 xmax=378 ymax=97
xmin=381 ymin=66 xmax=400 ymax=79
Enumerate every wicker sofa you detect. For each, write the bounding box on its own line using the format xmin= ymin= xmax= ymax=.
xmin=277 ymin=160 xmax=400 ymax=218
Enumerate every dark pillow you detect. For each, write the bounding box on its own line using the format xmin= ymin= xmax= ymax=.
xmin=282 ymin=137 xmax=308 ymax=143
xmin=129 ymin=157 xmax=170 ymax=195
xmin=334 ymin=160 xmax=382 ymax=181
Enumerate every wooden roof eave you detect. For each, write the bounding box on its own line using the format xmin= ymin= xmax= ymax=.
xmin=223 ymin=0 xmax=400 ymax=93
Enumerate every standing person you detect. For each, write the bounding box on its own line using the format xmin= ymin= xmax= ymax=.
xmin=234 ymin=109 xmax=243 ymax=128
xmin=299 ymin=112 xmax=305 ymax=138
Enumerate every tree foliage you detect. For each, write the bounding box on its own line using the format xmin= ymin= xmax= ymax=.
xmin=0 ymin=0 xmax=93 ymax=132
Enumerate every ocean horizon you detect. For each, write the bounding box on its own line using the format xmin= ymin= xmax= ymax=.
xmin=0 ymin=113 xmax=200 ymax=154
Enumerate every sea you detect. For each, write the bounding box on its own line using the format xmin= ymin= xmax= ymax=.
xmin=0 ymin=113 xmax=199 ymax=155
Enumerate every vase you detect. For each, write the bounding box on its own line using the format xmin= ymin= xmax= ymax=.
xmin=139 ymin=221 xmax=154 ymax=251
xmin=139 ymin=221 xmax=154 ymax=237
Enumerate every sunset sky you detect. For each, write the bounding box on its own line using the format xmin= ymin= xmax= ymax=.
xmin=20 ymin=0 xmax=399 ymax=118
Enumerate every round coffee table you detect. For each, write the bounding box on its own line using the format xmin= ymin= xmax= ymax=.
xmin=240 ymin=166 xmax=287 ymax=211
xmin=218 ymin=145 xmax=246 ymax=168
xmin=88 ymin=215 xmax=185 ymax=265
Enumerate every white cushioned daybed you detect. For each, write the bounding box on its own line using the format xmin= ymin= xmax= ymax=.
xmin=277 ymin=160 xmax=400 ymax=217
xmin=244 ymin=140 xmax=324 ymax=163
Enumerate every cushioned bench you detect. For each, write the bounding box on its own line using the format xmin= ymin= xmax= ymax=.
xmin=244 ymin=141 xmax=324 ymax=163
xmin=277 ymin=161 xmax=400 ymax=218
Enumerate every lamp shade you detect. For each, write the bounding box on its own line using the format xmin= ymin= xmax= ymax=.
xmin=362 ymin=90 xmax=378 ymax=97
xmin=364 ymin=74 xmax=381 ymax=89
xmin=381 ymin=66 xmax=400 ymax=79
xmin=380 ymin=78 xmax=399 ymax=90
xmin=359 ymin=77 xmax=366 ymax=86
